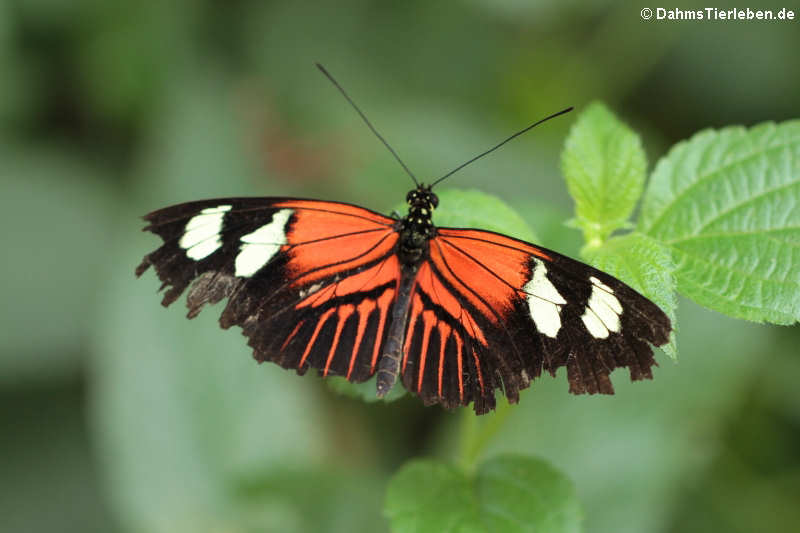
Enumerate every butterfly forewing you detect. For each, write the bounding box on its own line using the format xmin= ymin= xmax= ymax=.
xmin=137 ymin=198 xmax=402 ymax=383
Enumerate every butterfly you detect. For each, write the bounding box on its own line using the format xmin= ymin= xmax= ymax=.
xmin=136 ymin=65 xmax=671 ymax=415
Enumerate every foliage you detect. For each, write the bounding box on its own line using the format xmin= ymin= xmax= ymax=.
xmin=562 ymin=102 xmax=646 ymax=246
xmin=385 ymin=456 xmax=582 ymax=533
xmin=638 ymin=121 xmax=800 ymax=324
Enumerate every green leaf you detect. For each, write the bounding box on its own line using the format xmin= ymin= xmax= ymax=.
xmin=330 ymin=188 xmax=537 ymax=400
xmin=582 ymin=233 xmax=678 ymax=359
xmin=385 ymin=455 xmax=583 ymax=533
xmin=638 ymin=120 xmax=800 ymax=324
xmin=561 ymin=102 xmax=647 ymax=246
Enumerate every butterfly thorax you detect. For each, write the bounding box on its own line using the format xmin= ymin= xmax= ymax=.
xmin=397 ymin=186 xmax=438 ymax=268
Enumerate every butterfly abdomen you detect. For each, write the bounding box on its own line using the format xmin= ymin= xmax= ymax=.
xmin=376 ymin=271 xmax=417 ymax=396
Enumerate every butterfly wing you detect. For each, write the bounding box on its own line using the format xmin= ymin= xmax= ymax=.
xmin=136 ymin=198 xmax=402 ymax=382
xmin=138 ymin=198 xmax=671 ymax=414
xmin=402 ymin=227 xmax=671 ymax=414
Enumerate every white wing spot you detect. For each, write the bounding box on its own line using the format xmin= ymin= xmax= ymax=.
xmin=523 ymin=258 xmax=567 ymax=338
xmin=589 ymin=276 xmax=614 ymax=293
xmin=234 ymin=209 xmax=293 ymax=277
xmin=179 ymin=205 xmax=232 ymax=260
xmin=581 ymin=310 xmax=609 ymax=338
xmin=581 ymin=277 xmax=623 ymax=338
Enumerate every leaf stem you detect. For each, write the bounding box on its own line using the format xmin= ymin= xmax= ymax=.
xmin=458 ymin=398 xmax=513 ymax=471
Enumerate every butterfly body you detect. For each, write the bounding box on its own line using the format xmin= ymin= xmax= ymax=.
xmin=137 ymin=185 xmax=671 ymax=414
xmin=377 ymin=185 xmax=439 ymax=395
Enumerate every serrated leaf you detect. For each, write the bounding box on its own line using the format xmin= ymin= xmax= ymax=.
xmin=638 ymin=120 xmax=800 ymax=324
xmin=582 ymin=232 xmax=678 ymax=359
xmin=385 ymin=455 xmax=583 ymax=533
xmin=331 ymin=188 xmax=536 ymax=400
xmin=562 ymin=102 xmax=647 ymax=245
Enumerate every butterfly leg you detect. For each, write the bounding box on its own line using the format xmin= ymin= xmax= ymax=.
xmin=376 ymin=268 xmax=418 ymax=397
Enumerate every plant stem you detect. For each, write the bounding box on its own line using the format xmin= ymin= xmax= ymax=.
xmin=458 ymin=398 xmax=513 ymax=471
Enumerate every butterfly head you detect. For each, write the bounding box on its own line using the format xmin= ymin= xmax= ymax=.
xmin=406 ymin=185 xmax=439 ymax=212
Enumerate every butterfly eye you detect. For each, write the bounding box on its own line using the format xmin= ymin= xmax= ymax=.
xmin=406 ymin=191 xmax=415 ymax=204
xmin=430 ymin=193 xmax=439 ymax=209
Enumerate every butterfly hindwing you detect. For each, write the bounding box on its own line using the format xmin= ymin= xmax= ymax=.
xmin=136 ymin=198 xmax=401 ymax=382
xmin=402 ymin=258 xmax=511 ymax=414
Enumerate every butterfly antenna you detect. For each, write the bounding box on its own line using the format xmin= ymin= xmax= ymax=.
xmin=316 ymin=63 xmax=419 ymax=187
xmin=430 ymin=106 xmax=574 ymax=188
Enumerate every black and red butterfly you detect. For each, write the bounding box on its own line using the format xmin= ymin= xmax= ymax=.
xmin=136 ymin=66 xmax=670 ymax=415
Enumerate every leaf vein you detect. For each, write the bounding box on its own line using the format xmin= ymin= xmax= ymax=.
xmin=672 ymin=246 xmax=799 ymax=288
xmin=645 ymin=134 xmax=800 ymax=233
xmin=684 ymin=180 xmax=800 ymax=237
xmin=667 ymin=228 xmax=800 ymax=248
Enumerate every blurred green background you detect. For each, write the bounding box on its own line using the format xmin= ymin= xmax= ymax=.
xmin=2 ymin=1 xmax=798 ymax=532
